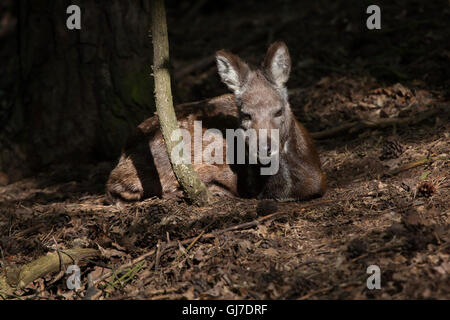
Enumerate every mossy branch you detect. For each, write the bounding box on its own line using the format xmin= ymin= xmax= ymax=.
xmin=150 ymin=0 xmax=211 ymax=206
xmin=0 ymin=248 xmax=99 ymax=298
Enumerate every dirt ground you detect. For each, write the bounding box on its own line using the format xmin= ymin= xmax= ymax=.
xmin=0 ymin=0 xmax=449 ymax=299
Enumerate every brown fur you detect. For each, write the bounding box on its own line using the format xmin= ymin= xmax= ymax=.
xmin=106 ymin=42 xmax=326 ymax=203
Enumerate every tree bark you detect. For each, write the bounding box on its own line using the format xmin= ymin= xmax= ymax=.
xmin=0 ymin=0 xmax=155 ymax=181
xmin=150 ymin=0 xmax=211 ymax=206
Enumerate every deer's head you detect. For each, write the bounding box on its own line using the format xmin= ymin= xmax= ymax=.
xmin=216 ymin=42 xmax=292 ymax=162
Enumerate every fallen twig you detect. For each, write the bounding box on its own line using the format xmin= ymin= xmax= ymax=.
xmin=175 ymin=228 xmax=208 ymax=261
xmin=0 ymin=248 xmax=99 ymax=298
xmin=202 ymin=199 xmax=334 ymax=237
xmin=155 ymin=240 xmax=163 ymax=271
xmin=93 ymin=251 xmax=157 ymax=286
xmin=150 ymin=293 xmax=185 ymax=300
xmin=297 ymin=286 xmax=334 ymax=300
xmin=311 ymin=122 xmax=358 ymax=140
xmin=174 ymin=17 xmax=297 ymax=81
xmin=311 ymin=108 xmax=440 ymax=140
xmin=384 ymin=155 xmax=447 ymax=176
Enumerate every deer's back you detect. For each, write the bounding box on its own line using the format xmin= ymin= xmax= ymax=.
xmin=106 ymin=94 xmax=241 ymax=201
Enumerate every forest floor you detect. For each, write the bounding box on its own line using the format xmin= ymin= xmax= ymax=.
xmin=0 ymin=0 xmax=449 ymax=299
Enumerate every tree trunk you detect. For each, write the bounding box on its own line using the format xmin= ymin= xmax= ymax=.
xmin=150 ymin=0 xmax=211 ymax=206
xmin=0 ymin=0 xmax=155 ymax=181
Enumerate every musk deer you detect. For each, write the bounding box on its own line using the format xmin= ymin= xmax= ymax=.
xmin=106 ymin=41 xmax=326 ymax=203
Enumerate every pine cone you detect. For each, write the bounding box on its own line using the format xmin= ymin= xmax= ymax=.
xmin=417 ymin=182 xmax=436 ymax=198
xmin=380 ymin=139 xmax=403 ymax=160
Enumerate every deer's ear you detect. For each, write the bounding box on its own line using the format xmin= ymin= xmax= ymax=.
xmin=263 ymin=42 xmax=291 ymax=88
xmin=216 ymin=50 xmax=250 ymax=95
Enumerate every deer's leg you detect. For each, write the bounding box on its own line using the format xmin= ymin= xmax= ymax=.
xmin=106 ymin=154 xmax=144 ymax=203
xmin=257 ymin=156 xmax=326 ymax=200
xmin=285 ymin=162 xmax=326 ymax=200
xmin=106 ymin=139 xmax=166 ymax=203
xmin=194 ymin=163 xmax=238 ymax=197
xmin=257 ymin=159 xmax=293 ymax=200
xmin=257 ymin=174 xmax=292 ymax=200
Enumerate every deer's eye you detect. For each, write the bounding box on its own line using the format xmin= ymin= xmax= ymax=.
xmin=274 ymin=108 xmax=283 ymax=117
xmin=241 ymin=113 xmax=252 ymax=121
